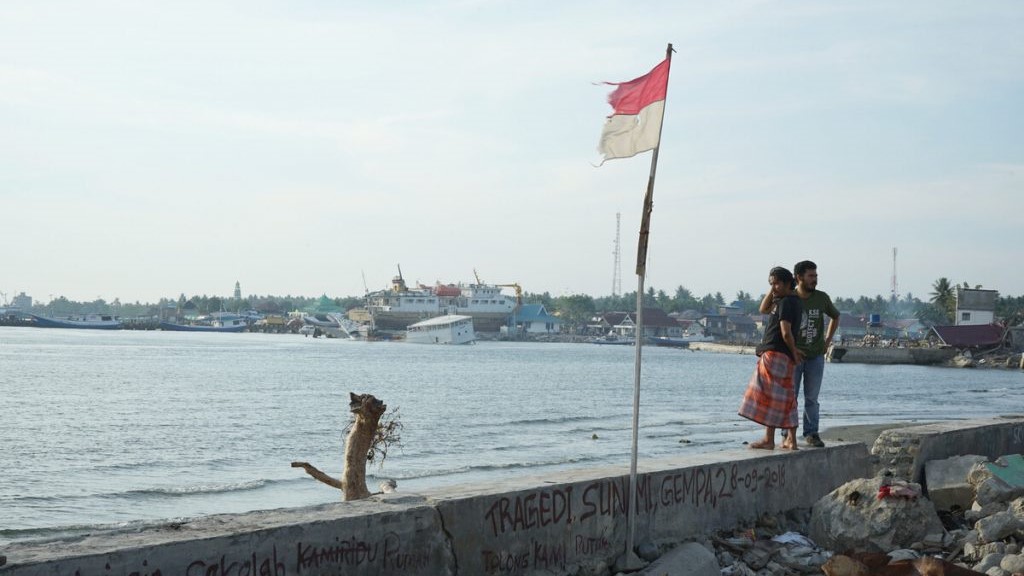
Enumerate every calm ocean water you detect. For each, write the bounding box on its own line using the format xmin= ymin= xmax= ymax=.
xmin=1 ymin=327 xmax=1021 ymax=545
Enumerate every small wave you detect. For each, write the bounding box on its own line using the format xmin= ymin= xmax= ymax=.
xmin=124 ymin=479 xmax=270 ymax=497
xmin=390 ymin=455 xmax=611 ymax=481
xmin=466 ymin=414 xmax=599 ymax=429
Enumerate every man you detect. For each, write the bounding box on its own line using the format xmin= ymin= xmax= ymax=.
xmin=791 ymin=260 xmax=840 ymax=448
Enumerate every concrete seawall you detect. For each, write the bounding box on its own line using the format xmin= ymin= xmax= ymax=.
xmin=827 ymin=346 xmax=957 ymax=365
xmin=4 ymin=417 xmax=1023 ymax=576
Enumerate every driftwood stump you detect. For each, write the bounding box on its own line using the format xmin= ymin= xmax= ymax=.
xmin=292 ymin=392 xmax=387 ymax=501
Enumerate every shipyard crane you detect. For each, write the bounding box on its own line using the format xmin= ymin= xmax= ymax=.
xmin=496 ymin=283 xmax=523 ymax=307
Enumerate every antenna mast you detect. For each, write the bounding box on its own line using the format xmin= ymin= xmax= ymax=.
xmin=891 ymin=247 xmax=899 ymax=302
xmin=611 ymin=212 xmax=622 ymax=297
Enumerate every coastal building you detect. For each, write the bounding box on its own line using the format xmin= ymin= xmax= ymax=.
xmin=700 ymin=314 xmax=729 ymax=339
xmin=725 ymin=314 xmax=759 ymax=342
xmin=955 ymin=288 xmax=998 ymax=326
xmin=514 ymin=304 xmax=562 ymax=334
xmin=589 ymin=308 xmax=682 ymax=338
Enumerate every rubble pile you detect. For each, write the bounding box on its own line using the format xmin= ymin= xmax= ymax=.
xmin=616 ymin=453 xmax=1024 ymax=576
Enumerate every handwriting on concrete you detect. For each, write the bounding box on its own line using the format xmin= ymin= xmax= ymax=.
xmin=176 ymin=532 xmax=430 ymax=576
xmin=480 ymin=539 xmax=566 ymax=574
xmin=483 ymin=462 xmax=786 ymax=537
xmin=484 ymin=486 xmax=574 ymax=536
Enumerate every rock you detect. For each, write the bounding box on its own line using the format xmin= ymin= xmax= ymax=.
xmin=927 ymin=456 xmax=991 ymax=511
xmin=1011 ymin=497 xmax=1024 ymax=519
xmin=977 ymin=478 xmax=1024 ymax=507
xmin=975 ymin=553 xmax=1007 ymax=573
xmin=985 ymin=567 xmax=1009 ymax=576
xmin=889 ymin=549 xmax=921 ymax=562
xmin=967 ymin=543 xmax=1007 ymax=561
xmin=977 ymin=511 xmax=1022 ymax=543
xmin=1006 ymin=543 xmax=1020 ymax=555
xmin=809 ymin=477 xmax=945 ymax=553
xmin=1001 ymin=555 xmax=1024 ymax=574
xmin=637 ymin=540 xmax=660 ymax=562
xmin=637 ymin=542 xmax=719 ymax=576
xmin=969 ymin=501 xmax=1008 ymax=523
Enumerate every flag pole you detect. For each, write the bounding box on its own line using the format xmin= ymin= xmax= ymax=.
xmin=625 ymin=42 xmax=673 ymax=567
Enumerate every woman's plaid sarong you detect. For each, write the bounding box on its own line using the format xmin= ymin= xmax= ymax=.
xmin=738 ymin=350 xmax=798 ymax=428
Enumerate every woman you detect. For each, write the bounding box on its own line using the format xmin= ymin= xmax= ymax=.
xmin=739 ymin=266 xmax=805 ymax=450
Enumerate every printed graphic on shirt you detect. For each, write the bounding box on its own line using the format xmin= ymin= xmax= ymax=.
xmin=800 ymin=309 xmax=821 ymax=345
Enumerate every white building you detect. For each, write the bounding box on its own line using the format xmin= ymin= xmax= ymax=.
xmin=955 ymin=288 xmax=998 ymax=326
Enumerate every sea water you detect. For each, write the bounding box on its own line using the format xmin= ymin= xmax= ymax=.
xmin=1 ymin=327 xmax=1021 ymax=544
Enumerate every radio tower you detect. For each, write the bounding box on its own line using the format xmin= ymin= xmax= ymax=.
xmin=611 ymin=213 xmax=622 ymax=297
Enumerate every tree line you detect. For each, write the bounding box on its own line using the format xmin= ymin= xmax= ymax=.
xmin=26 ymin=278 xmax=1024 ymax=330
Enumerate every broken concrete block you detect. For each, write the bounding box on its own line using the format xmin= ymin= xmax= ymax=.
xmin=927 ymin=455 xmax=991 ymax=511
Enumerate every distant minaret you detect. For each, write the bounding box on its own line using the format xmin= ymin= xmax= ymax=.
xmin=234 ymin=281 xmax=242 ymax=301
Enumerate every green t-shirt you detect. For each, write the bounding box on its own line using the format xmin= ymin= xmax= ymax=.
xmin=795 ymin=289 xmax=840 ymax=357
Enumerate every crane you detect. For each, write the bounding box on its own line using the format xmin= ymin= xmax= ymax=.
xmin=496 ymin=283 xmax=523 ymax=307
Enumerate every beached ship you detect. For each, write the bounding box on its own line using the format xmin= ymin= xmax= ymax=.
xmin=361 ymin=267 xmax=519 ymax=332
xmin=302 ymin=313 xmax=362 ymax=339
xmin=29 ymin=313 xmax=122 ymax=330
xmin=406 ymin=314 xmax=476 ymax=345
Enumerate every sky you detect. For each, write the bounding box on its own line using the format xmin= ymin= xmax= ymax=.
xmin=2 ymin=1 xmax=1022 ymax=306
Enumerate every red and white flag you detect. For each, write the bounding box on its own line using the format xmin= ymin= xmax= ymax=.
xmin=597 ymin=58 xmax=670 ymax=163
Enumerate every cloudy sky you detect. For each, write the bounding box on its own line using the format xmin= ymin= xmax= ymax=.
xmin=2 ymin=1 xmax=1021 ymax=305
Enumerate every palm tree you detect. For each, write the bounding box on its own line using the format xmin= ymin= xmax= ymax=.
xmin=929 ymin=277 xmax=955 ymax=323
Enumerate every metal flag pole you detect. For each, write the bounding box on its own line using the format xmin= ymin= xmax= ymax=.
xmin=625 ymin=42 xmax=674 ymax=567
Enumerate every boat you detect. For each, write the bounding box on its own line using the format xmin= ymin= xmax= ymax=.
xmin=649 ymin=333 xmax=716 ymax=348
xmin=592 ymin=333 xmax=635 ymax=345
xmin=361 ymin=267 xmax=519 ymax=332
xmin=406 ymin=315 xmax=476 ymax=345
xmin=302 ymin=313 xmax=362 ymax=339
xmin=159 ymin=312 xmax=248 ymax=333
xmin=28 ymin=313 xmax=122 ymax=330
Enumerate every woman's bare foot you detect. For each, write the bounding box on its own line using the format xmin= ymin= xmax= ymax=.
xmin=749 ymin=439 xmax=775 ymax=450
xmin=781 ymin=431 xmax=799 ymax=450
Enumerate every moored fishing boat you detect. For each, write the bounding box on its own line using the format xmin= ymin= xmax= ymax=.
xmin=406 ymin=314 xmax=476 ymax=345
xmin=28 ymin=313 xmax=122 ymax=330
xmin=159 ymin=312 xmax=247 ymax=333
